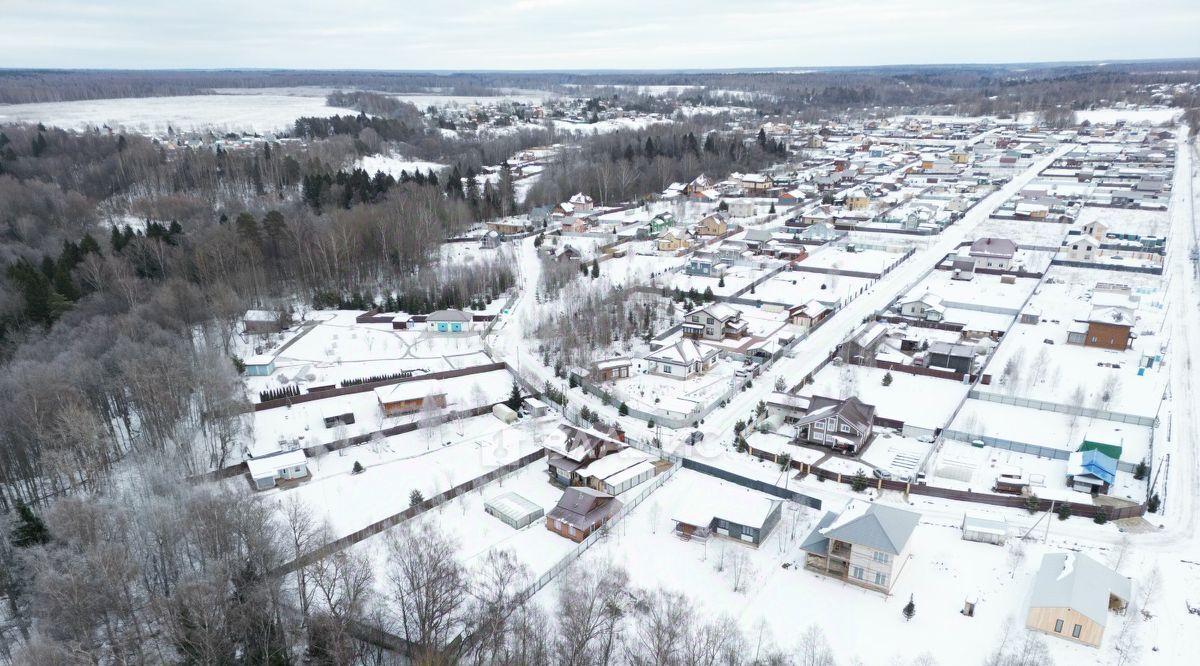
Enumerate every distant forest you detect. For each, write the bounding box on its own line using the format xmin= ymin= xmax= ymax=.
xmin=3 ymin=61 xmax=1200 ymax=117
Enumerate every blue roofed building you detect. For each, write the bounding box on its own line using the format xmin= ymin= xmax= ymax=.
xmin=1067 ymin=449 xmax=1118 ymax=494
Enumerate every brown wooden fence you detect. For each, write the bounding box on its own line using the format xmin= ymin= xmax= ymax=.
xmin=254 ymin=362 xmax=508 ymax=411
xmin=748 ymin=446 xmax=1145 ymax=520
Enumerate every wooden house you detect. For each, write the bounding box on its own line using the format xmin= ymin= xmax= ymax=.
xmin=545 ymin=487 xmax=622 ymax=542
xmin=374 ymin=379 xmax=447 ymax=417
xmin=1026 ymin=553 xmax=1131 ymax=648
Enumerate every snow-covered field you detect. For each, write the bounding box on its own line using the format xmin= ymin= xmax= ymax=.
xmin=355 ymin=152 xmax=447 ymax=177
xmin=250 ymin=415 xmax=555 ymax=539
xmin=0 ymin=93 xmax=358 ymax=133
xmin=1074 ymin=107 xmax=1181 ymax=125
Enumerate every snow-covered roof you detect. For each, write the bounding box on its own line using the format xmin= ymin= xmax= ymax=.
xmin=961 ymin=514 xmax=1008 ymax=536
xmin=576 ymin=450 xmax=651 ymax=481
xmin=374 ymin=379 xmax=446 ymax=405
xmin=1028 ymin=553 xmax=1131 ymax=627
xmin=671 ymin=479 xmax=781 ymax=530
xmin=244 ymin=309 xmax=278 ymax=321
xmin=245 ymin=354 xmax=275 ymax=366
xmin=484 ymin=491 xmax=544 ymax=523
xmin=427 ymin=309 xmax=472 ymax=322
xmin=646 ymin=339 xmax=716 ymax=366
xmin=245 ymin=449 xmax=307 ymax=481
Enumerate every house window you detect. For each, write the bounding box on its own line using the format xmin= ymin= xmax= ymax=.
xmin=1054 ymin=619 xmax=1064 ymax=633
xmin=873 ymin=551 xmax=890 ymax=564
xmin=1072 ymin=624 xmax=1082 ymax=639
xmin=1090 ymin=336 xmax=1098 ymax=343
xmin=707 ymin=317 xmax=715 ymax=324
xmin=568 ymin=525 xmax=576 ymax=537
xmin=841 ymin=424 xmax=851 ymax=433
xmin=814 ymin=422 xmax=824 ymax=430
xmin=874 ymin=572 xmax=888 ymax=587
xmin=851 ymin=566 xmax=864 ymax=580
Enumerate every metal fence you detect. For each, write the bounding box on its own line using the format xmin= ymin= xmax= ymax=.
xmin=967 ymin=389 xmax=1156 ymax=426
xmin=681 ymin=458 xmax=822 ymax=509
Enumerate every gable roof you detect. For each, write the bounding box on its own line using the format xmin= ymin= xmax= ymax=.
xmin=801 ymin=500 xmax=920 ymax=555
xmin=427 ymin=309 xmax=472 ymax=322
xmin=690 ymin=303 xmax=740 ymax=323
xmin=646 ymin=339 xmax=717 ymax=366
xmin=792 ymin=395 xmax=875 ymax=432
xmin=547 ymin=487 xmax=621 ymax=528
xmin=1028 ymin=553 xmax=1131 ymax=627
xmin=969 ymin=237 xmax=1018 ymax=259
xmin=1068 ymin=449 xmax=1118 ymax=486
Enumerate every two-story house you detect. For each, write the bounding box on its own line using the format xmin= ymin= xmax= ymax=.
xmin=695 ymin=212 xmax=729 ymax=237
xmin=682 ymin=304 xmax=748 ymax=342
xmin=800 ymin=500 xmax=921 ymax=593
xmin=644 ymin=339 xmax=719 ymax=380
xmin=543 ymin=423 xmax=625 ymax=486
xmin=969 ymin=237 xmax=1018 ymax=270
xmin=789 ymin=395 xmax=875 ymax=453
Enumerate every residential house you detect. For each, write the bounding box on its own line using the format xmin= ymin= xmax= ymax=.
xmin=374 ymin=379 xmax=447 ymax=417
xmin=1082 ymin=220 xmax=1109 ymax=240
xmin=589 ymin=358 xmax=633 ymax=382
xmin=685 ymin=174 xmax=713 ymax=196
xmin=799 ymin=221 xmax=839 ymax=242
xmin=1026 ymin=553 xmax=1131 ymax=647
xmin=898 ymin=292 xmax=946 ymax=322
xmin=568 ymin=192 xmax=594 ymax=211
xmin=1071 ymin=306 xmax=1134 ymax=350
xmin=528 ymin=206 xmax=552 ymax=226
xmin=487 ymin=219 xmax=526 ymax=235
xmin=1063 ymin=234 xmax=1100 ymax=261
xmin=682 ymin=304 xmax=748 ymax=342
xmin=427 ymin=309 xmax=473 ymax=333
xmin=244 ymin=354 xmax=276 ymax=377
xmin=246 ymin=449 xmax=310 ymax=491
xmin=560 ymin=216 xmax=589 ymax=233
xmin=575 ymin=450 xmax=655 ymax=494
xmin=657 ymin=228 xmax=691 ymax=252
xmin=844 ymin=188 xmax=870 ymax=211
xmin=800 ymin=500 xmax=921 ymax=593
xmin=243 ymin=309 xmax=286 ymax=335
xmin=788 ymin=395 xmax=875 ymax=453
xmin=480 ymin=230 xmax=504 ymax=249
xmin=925 ymin=342 xmax=975 ymax=374
xmin=551 ymin=201 xmax=576 ymax=216
xmin=739 ymin=173 xmax=773 ymax=193
xmin=742 ymin=228 xmax=775 ymax=253
xmin=841 ymin=322 xmax=888 ymax=363
xmin=672 ymin=483 xmax=783 ymax=547
xmin=545 ymin=487 xmax=622 ymax=542
xmin=644 ymin=339 xmax=719 ymax=380
xmin=647 ymin=212 xmax=675 ymax=236
xmin=695 ymin=212 xmax=729 ymax=236
xmin=969 ymin=237 xmax=1018 ymax=270
xmin=686 ymin=255 xmax=727 ymax=278
xmin=1067 ymin=449 xmax=1118 ymax=494
xmin=787 ymin=300 xmax=831 ymax=330
xmin=544 ymin=422 xmax=626 ymax=486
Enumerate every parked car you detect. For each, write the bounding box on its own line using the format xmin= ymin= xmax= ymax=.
xmin=872 ymin=468 xmax=892 ymax=480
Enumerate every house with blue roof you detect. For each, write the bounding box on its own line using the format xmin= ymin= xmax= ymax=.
xmin=1067 ymin=449 xmax=1118 ymax=494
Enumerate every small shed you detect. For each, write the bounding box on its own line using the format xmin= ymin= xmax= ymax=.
xmin=243 ymin=309 xmax=284 ymax=335
xmin=322 ymin=404 xmax=355 ymax=429
xmin=244 ymin=354 xmax=276 ymax=377
xmin=603 ymin=460 xmax=657 ymax=495
xmin=484 ymin=492 xmax=544 ymax=529
xmin=246 ymin=449 xmax=309 ymax=491
xmin=961 ymin=514 xmax=1008 ymax=545
xmin=523 ymin=397 xmax=549 ymax=418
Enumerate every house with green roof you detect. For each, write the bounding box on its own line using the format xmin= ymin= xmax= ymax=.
xmin=800 ymin=500 xmax=920 ymax=593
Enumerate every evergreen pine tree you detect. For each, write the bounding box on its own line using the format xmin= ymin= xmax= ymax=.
xmin=409 ymin=489 xmax=424 ymax=506
xmin=902 ymin=595 xmax=915 ymax=621
xmin=619 ymin=402 xmax=629 ymax=417
xmin=591 ymin=258 xmax=600 ymax=279
xmin=11 ymin=501 xmax=50 ymax=548
xmin=505 ymin=382 xmax=523 ymax=411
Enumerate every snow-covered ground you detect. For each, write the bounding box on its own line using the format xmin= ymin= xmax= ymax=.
xmin=0 ymin=93 xmax=358 ymax=133
xmin=806 ymin=363 xmax=970 ymax=432
xmin=355 ymin=152 xmax=447 ymax=177
xmin=1074 ymin=107 xmax=1181 ymax=125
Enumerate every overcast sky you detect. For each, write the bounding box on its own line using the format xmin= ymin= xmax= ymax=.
xmin=1 ymin=0 xmax=1197 ymax=70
